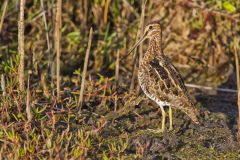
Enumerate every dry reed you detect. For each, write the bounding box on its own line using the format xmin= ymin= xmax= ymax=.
xmin=185 ymin=83 xmax=237 ymax=93
xmin=26 ymin=71 xmax=32 ymax=122
xmin=1 ymin=74 xmax=6 ymax=96
xmin=0 ymin=0 xmax=8 ymax=33
xmin=114 ymin=50 xmax=120 ymax=111
xmin=18 ymin=0 xmax=25 ymax=91
xmin=137 ymin=0 xmax=146 ymax=93
xmin=103 ymin=0 xmax=111 ymax=24
xmin=130 ymin=0 xmax=146 ymax=93
xmin=78 ymin=27 xmax=93 ymax=109
xmin=40 ymin=0 xmax=51 ymax=59
xmin=54 ymin=0 xmax=62 ymax=100
xmin=233 ymin=38 xmax=240 ymax=140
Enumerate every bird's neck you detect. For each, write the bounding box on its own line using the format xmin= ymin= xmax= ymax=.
xmin=144 ymin=35 xmax=164 ymax=60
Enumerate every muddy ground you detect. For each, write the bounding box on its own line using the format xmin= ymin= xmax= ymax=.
xmin=66 ymin=76 xmax=240 ymax=159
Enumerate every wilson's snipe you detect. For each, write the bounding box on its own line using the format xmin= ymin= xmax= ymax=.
xmin=128 ymin=22 xmax=200 ymax=132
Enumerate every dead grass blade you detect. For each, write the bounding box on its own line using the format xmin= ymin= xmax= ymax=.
xmin=233 ymin=38 xmax=240 ymax=141
xmin=78 ymin=27 xmax=93 ymax=110
xmin=18 ymin=0 xmax=25 ymax=91
xmin=40 ymin=0 xmax=51 ymax=61
xmin=130 ymin=0 xmax=146 ymax=93
xmin=185 ymin=83 xmax=237 ymax=93
xmin=103 ymin=0 xmax=111 ymax=24
xmin=55 ymin=0 xmax=62 ymax=100
xmin=137 ymin=0 xmax=147 ymax=93
xmin=26 ymin=71 xmax=32 ymax=122
xmin=1 ymin=74 xmax=6 ymax=96
xmin=114 ymin=50 xmax=120 ymax=111
xmin=0 ymin=0 xmax=8 ymax=33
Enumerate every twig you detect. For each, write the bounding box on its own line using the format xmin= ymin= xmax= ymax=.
xmin=103 ymin=0 xmax=111 ymax=24
xmin=114 ymin=50 xmax=120 ymax=111
xmin=137 ymin=0 xmax=146 ymax=93
xmin=78 ymin=27 xmax=93 ymax=110
xmin=18 ymin=0 xmax=25 ymax=91
xmin=0 ymin=0 xmax=8 ymax=33
xmin=26 ymin=71 xmax=32 ymax=122
xmin=129 ymin=59 xmax=138 ymax=92
xmin=1 ymin=74 xmax=6 ymax=96
xmin=40 ymin=0 xmax=53 ymax=89
xmin=130 ymin=0 xmax=146 ymax=93
xmin=103 ymin=95 xmax=146 ymax=122
xmin=54 ymin=0 xmax=62 ymax=100
xmin=30 ymin=5 xmax=56 ymax=22
xmin=41 ymin=70 xmax=50 ymax=98
xmin=40 ymin=0 xmax=51 ymax=60
xmin=83 ymin=0 xmax=88 ymax=26
xmin=233 ymin=38 xmax=240 ymax=140
xmin=185 ymin=83 xmax=237 ymax=93
xmin=0 ymin=74 xmax=7 ymax=118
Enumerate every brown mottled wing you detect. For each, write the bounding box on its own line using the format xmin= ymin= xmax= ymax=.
xmin=149 ymin=56 xmax=188 ymax=95
xmin=165 ymin=58 xmax=188 ymax=93
xmin=148 ymin=56 xmax=199 ymax=123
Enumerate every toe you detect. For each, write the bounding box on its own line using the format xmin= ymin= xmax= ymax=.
xmin=146 ymin=128 xmax=164 ymax=133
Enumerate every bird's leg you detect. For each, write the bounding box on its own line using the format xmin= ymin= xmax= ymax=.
xmin=169 ymin=106 xmax=173 ymax=131
xmin=160 ymin=105 xmax=166 ymax=132
xmin=146 ymin=105 xmax=165 ymax=133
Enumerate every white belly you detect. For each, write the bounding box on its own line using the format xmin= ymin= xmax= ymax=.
xmin=138 ymin=75 xmax=171 ymax=107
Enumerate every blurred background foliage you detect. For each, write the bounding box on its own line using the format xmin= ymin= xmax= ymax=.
xmin=0 ymin=0 xmax=239 ymax=88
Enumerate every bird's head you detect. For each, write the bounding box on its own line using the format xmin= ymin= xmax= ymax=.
xmin=143 ymin=22 xmax=161 ymax=39
xmin=127 ymin=22 xmax=162 ymax=55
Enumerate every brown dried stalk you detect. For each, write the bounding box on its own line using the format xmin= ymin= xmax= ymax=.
xmin=114 ymin=50 xmax=120 ymax=111
xmin=233 ymin=38 xmax=240 ymax=140
xmin=18 ymin=0 xmax=25 ymax=91
xmin=78 ymin=28 xmax=93 ymax=109
xmin=54 ymin=0 xmax=62 ymax=100
xmin=41 ymin=70 xmax=50 ymax=98
xmin=0 ymin=0 xmax=8 ymax=33
xmin=130 ymin=0 xmax=146 ymax=93
xmin=137 ymin=0 xmax=146 ymax=93
xmin=1 ymin=74 xmax=6 ymax=96
xmin=83 ymin=0 xmax=88 ymax=26
xmin=26 ymin=71 xmax=32 ymax=122
xmin=185 ymin=83 xmax=237 ymax=93
xmin=103 ymin=0 xmax=111 ymax=24
xmin=40 ymin=0 xmax=51 ymax=58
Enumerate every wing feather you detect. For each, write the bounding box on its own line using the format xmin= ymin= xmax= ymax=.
xmin=149 ymin=56 xmax=188 ymax=96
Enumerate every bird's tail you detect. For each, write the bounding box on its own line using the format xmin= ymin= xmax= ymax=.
xmin=171 ymin=97 xmax=201 ymax=124
xmin=183 ymin=102 xmax=200 ymax=124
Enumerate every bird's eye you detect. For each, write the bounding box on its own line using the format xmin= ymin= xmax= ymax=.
xmin=149 ymin=26 xmax=153 ymax=29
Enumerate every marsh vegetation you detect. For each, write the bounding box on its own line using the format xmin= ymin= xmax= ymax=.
xmin=0 ymin=0 xmax=240 ymax=159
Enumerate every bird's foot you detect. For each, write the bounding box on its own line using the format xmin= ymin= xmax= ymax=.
xmin=146 ymin=128 xmax=164 ymax=133
xmin=169 ymin=126 xmax=173 ymax=131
